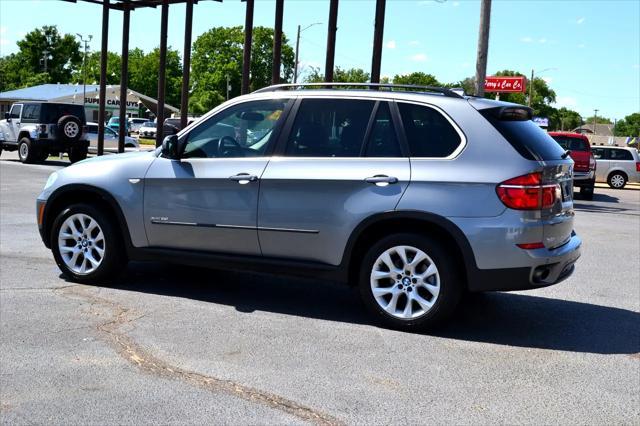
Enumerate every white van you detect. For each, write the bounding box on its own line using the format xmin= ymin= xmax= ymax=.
xmin=591 ymin=146 xmax=640 ymax=188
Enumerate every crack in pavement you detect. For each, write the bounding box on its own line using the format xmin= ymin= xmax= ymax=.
xmin=54 ymin=284 xmax=344 ymax=426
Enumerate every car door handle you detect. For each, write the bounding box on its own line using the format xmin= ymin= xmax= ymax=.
xmin=229 ymin=173 xmax=258 ymax=184
xmin=365 ymin=175 xmax=399 ymax=186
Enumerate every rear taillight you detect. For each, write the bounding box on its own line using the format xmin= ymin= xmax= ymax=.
xmin=636 ymin=162 xmax=640 ymax=172
xmin=590 ymin=155 xmax=596 ymax=170
xmin=496 ymin=172 xmax=559 ymax=210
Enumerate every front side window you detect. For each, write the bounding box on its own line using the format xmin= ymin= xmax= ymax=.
xmin=9 ymin=105 xmax=22 ymax=119
xmin=592 ymin=148 xmax=606 ymax=160
xmin=182 ymin=99 xmax=287 ymax=159
xmin=285 ymin=99 xmax=374 ymax=157
xmin=398 ymin=102 xmax=462 ymax=158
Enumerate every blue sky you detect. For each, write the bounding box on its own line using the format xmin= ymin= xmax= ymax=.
xmin=1 ymin=0 xmax=638 ymax=121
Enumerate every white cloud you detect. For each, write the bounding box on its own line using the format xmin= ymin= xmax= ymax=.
xmin=410 ymin=53 xmax=428 ymax=62
xmin=0 ymin=26 xmax=7 ymax=35
xmin=408 ymin=40 xmax=420 ymax=47
xmin=385 ymin=40 xmax=397 ymax=49
xmin=633 ymin=64 xmax=640 ymax=69
xmin=556 ymin=96 xmax=578 ymax=108
xmin=453 ymin=1 xmax=460 ymax=6
xmin=538 ymin=38 xmax=547 ymax=44
xmin=577 ymin=17 xmax=585 ymax=24
xmin=577 ymin=43 xmax=585 ymax=48
xmin=520 ymin=37 xmax=533 ymax=43
xmin=542 ymin=76 xmax=553 ymax=84
xmin=461 ymin=62 xmax=470 ymax=68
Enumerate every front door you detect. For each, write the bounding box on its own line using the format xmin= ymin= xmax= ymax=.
xmin=143 ymin=98 xmax=290 ymax=255
xmin=7 ymin=104 xmax=22 ymax=142
xmin=258 ymin=98 xmax=411 ymax=266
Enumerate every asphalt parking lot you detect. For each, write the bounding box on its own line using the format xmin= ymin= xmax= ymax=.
xmin=1 ymin=154 xmax=638 ymax=425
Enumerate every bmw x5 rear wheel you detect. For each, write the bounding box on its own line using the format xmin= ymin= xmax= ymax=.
xmin=51 ymin=204 xmax=125 ymax=283
xmin=359 ymin=233 xmax=462 ymax=330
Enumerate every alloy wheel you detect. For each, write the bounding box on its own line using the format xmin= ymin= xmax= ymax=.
xmin=57 ymin=213 xmax=105 ymax=275
xmin=370 ymin=245 xmax=440 ymax=320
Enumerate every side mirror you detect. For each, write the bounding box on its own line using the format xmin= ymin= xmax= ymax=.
xmin=4 ymin=112 xmax=10 ymax=120
xmin=161 ymin=134 xmax=179 ymax=159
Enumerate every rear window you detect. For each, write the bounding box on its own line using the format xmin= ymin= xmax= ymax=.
xmin=550 ymin=135 xmax=589 ymax=152
xmin=481 ymin=109 xmax=565 ymax=161
xmin=41 ymin=104 xmax=86 ymax=124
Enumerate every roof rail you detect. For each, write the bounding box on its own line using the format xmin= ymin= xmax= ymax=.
xmin=252 ymin=83 xmax=465 ymax=98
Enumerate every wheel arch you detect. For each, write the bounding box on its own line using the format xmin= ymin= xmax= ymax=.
xmin=341 ymin=211 xmax=477 ymax=289
xmin=18 ymin=131 xmax=32 ymax=141
xmin=42 ymin=184 xmax=133 ymax=252
xmin=608 ymin=168 xmax=628 ymax=180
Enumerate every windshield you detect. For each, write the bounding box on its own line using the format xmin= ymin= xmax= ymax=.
xmin=551 ymin=136 xmax=589 ymax=151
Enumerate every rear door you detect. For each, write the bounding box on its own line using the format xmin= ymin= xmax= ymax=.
xmin=257 ymin=98 xmax=410 ymax=265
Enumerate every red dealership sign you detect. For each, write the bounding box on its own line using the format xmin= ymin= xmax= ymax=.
xmin=484 ymin=76 xmax=526 ymax=93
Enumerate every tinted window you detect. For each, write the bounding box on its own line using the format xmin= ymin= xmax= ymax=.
xmin=398 ymin=103 xmax=461 ymax=157
xmin=610 ymin=149 xmax=633 ymax=160
xmin=481 ymin=108 xmax=565 ymax=160
xmin=592 ymin=147 xmax=606 ymax=159
xmin=365 ymin=103 xmax=401 ymax=157
xmin=41 ymin=104 xmax=86 ymax=124
xmin=551 ymin=136 xmax=589 ymax=151
xmin=285 ymin=99 xmax=374 ymax=157
xmin=21 ymin=104 xmax=41 ymax=121
xmin=183 ymin=99 xmax=287 ymax=159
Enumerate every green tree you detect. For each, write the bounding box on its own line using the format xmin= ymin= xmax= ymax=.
xmin=305 ymin=66 xmax=370 ymax=83
xmin=73 ymin=51 xmax=122 ymax=85
xmin=583 ymin=115 xmax=612 ymax=124
xmin=392 ymin=72 xmax=440 ymax=86
xmin=614 ymin=113 xmax=640 ymax=137
xmin=547 ymin=107 xmax=582 ymax=131
xmin=190 ymin=26 xmax=295 ymax=112
xmin=0 ymin=26 xmax=82 ymax=92
xmin=128 ymin=47 xmax=183 ymax=108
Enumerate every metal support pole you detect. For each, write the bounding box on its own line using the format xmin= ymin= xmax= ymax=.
xmin=97 ymin=0 xmax=110 ymax=157
xmin=242 ymin=0 xmax=254 ymax=94
xmin=118 ymin=2 xmax=130 ymax=153
xmin=180 ymin=0 xmax=194 ymax=130
xmin=528 ymin=69 xmax=534 ymax=107
xmin=474 ymin=0 xmax=491 ymax=97
xmin=370 ymin=0 xmax=386 ymax=84
xmin=325 ymin=0 xmax=338 ymax=83
xmin=293 ymin=25 xmax=300 ymax=84
xmin=156 ymin=0 xmax=169 ymax=147
xmin=593 ymin=109 xmax=598 ymax=135
xmin=272 ymin=0 xmax=284 ymax=85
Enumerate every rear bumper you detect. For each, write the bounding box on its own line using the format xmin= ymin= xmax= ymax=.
xmin=468 ymin=232 xmax=582 ymax=292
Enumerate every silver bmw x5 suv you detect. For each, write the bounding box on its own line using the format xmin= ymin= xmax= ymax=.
xmin=36 ymin=83 xmax=581 ymax=330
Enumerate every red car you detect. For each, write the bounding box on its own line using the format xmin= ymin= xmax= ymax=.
xmin=548 ymin=132 xmax=596 ymax=200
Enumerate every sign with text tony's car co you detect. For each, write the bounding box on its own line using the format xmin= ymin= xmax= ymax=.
xmin=484 ymin=76 xmax=526 ymax=93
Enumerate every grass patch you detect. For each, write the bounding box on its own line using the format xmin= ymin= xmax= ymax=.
xmin=138 ymin=137 xmax=157 ymax=146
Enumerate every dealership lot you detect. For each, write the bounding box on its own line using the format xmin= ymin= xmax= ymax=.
xmin=1 ymin=156 xmax=638 ymax=424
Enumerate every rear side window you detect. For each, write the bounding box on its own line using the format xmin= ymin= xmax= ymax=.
xmin=481 ymin=108 xmax=565 ymax=161
xmin=551 ymin=136 xmax=589 ymax=151
xmin=592 ymin=148 xmax=606 ymax=159
xmin=610 ymin=149 xmax=633 ymax=160
xmin=21 ymin=104 xmax=41 ymax=122
xmin=365 ymin=103 xmax=401 ymax=157
xmin=41 ymin=104 xmax=86 ymax=124
xmin=398 ymin=103 xmax=462 ymax=158
xmin=285 ymin=99 xmax=374 ymax=157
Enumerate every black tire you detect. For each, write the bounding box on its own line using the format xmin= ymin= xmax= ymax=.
xmin=50 ymin=203 xmax=126 ymax=283
xmin=580 ymin=184 xmax=594 ymax=200
xmin=18 ymin=137 xmax=36 ymax=163
xmin=607 ymin=172 xmax=627 ymax=189
xmin=57 ymin=115 xmax=82 ymax=143
xmin=358 ymin=233 xmax=462 ymax=331
xmin=35 ymin=149 xmax=49 ymax=163
xmin=68 ymin=146 xmax=88 ymax=163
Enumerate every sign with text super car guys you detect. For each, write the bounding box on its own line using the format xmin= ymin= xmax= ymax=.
xmin=484 ymin=76 xmax=526 ymax=93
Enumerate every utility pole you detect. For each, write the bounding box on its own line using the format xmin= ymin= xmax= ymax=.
xmin=474 ymin=0 xmax=491 ymax=96
xmin=325 ymin=0 xmax=339 ymax=83
xmin=41 ymin=50 xmax=51 ymax=73
xmin=76 ymin=34 xmax=93 ymax=107
xmin=593 ymin=109 xmax=599 ymax=135
xmin=528 ymin=69 xmax=534 ymax=107
xmin=293 ymin=22 xmax=321 ymax=84
xmin=226 ymin=74 xmax=231 ymax=100
xmin=370 ymin=0 xmax=387 ymax=84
